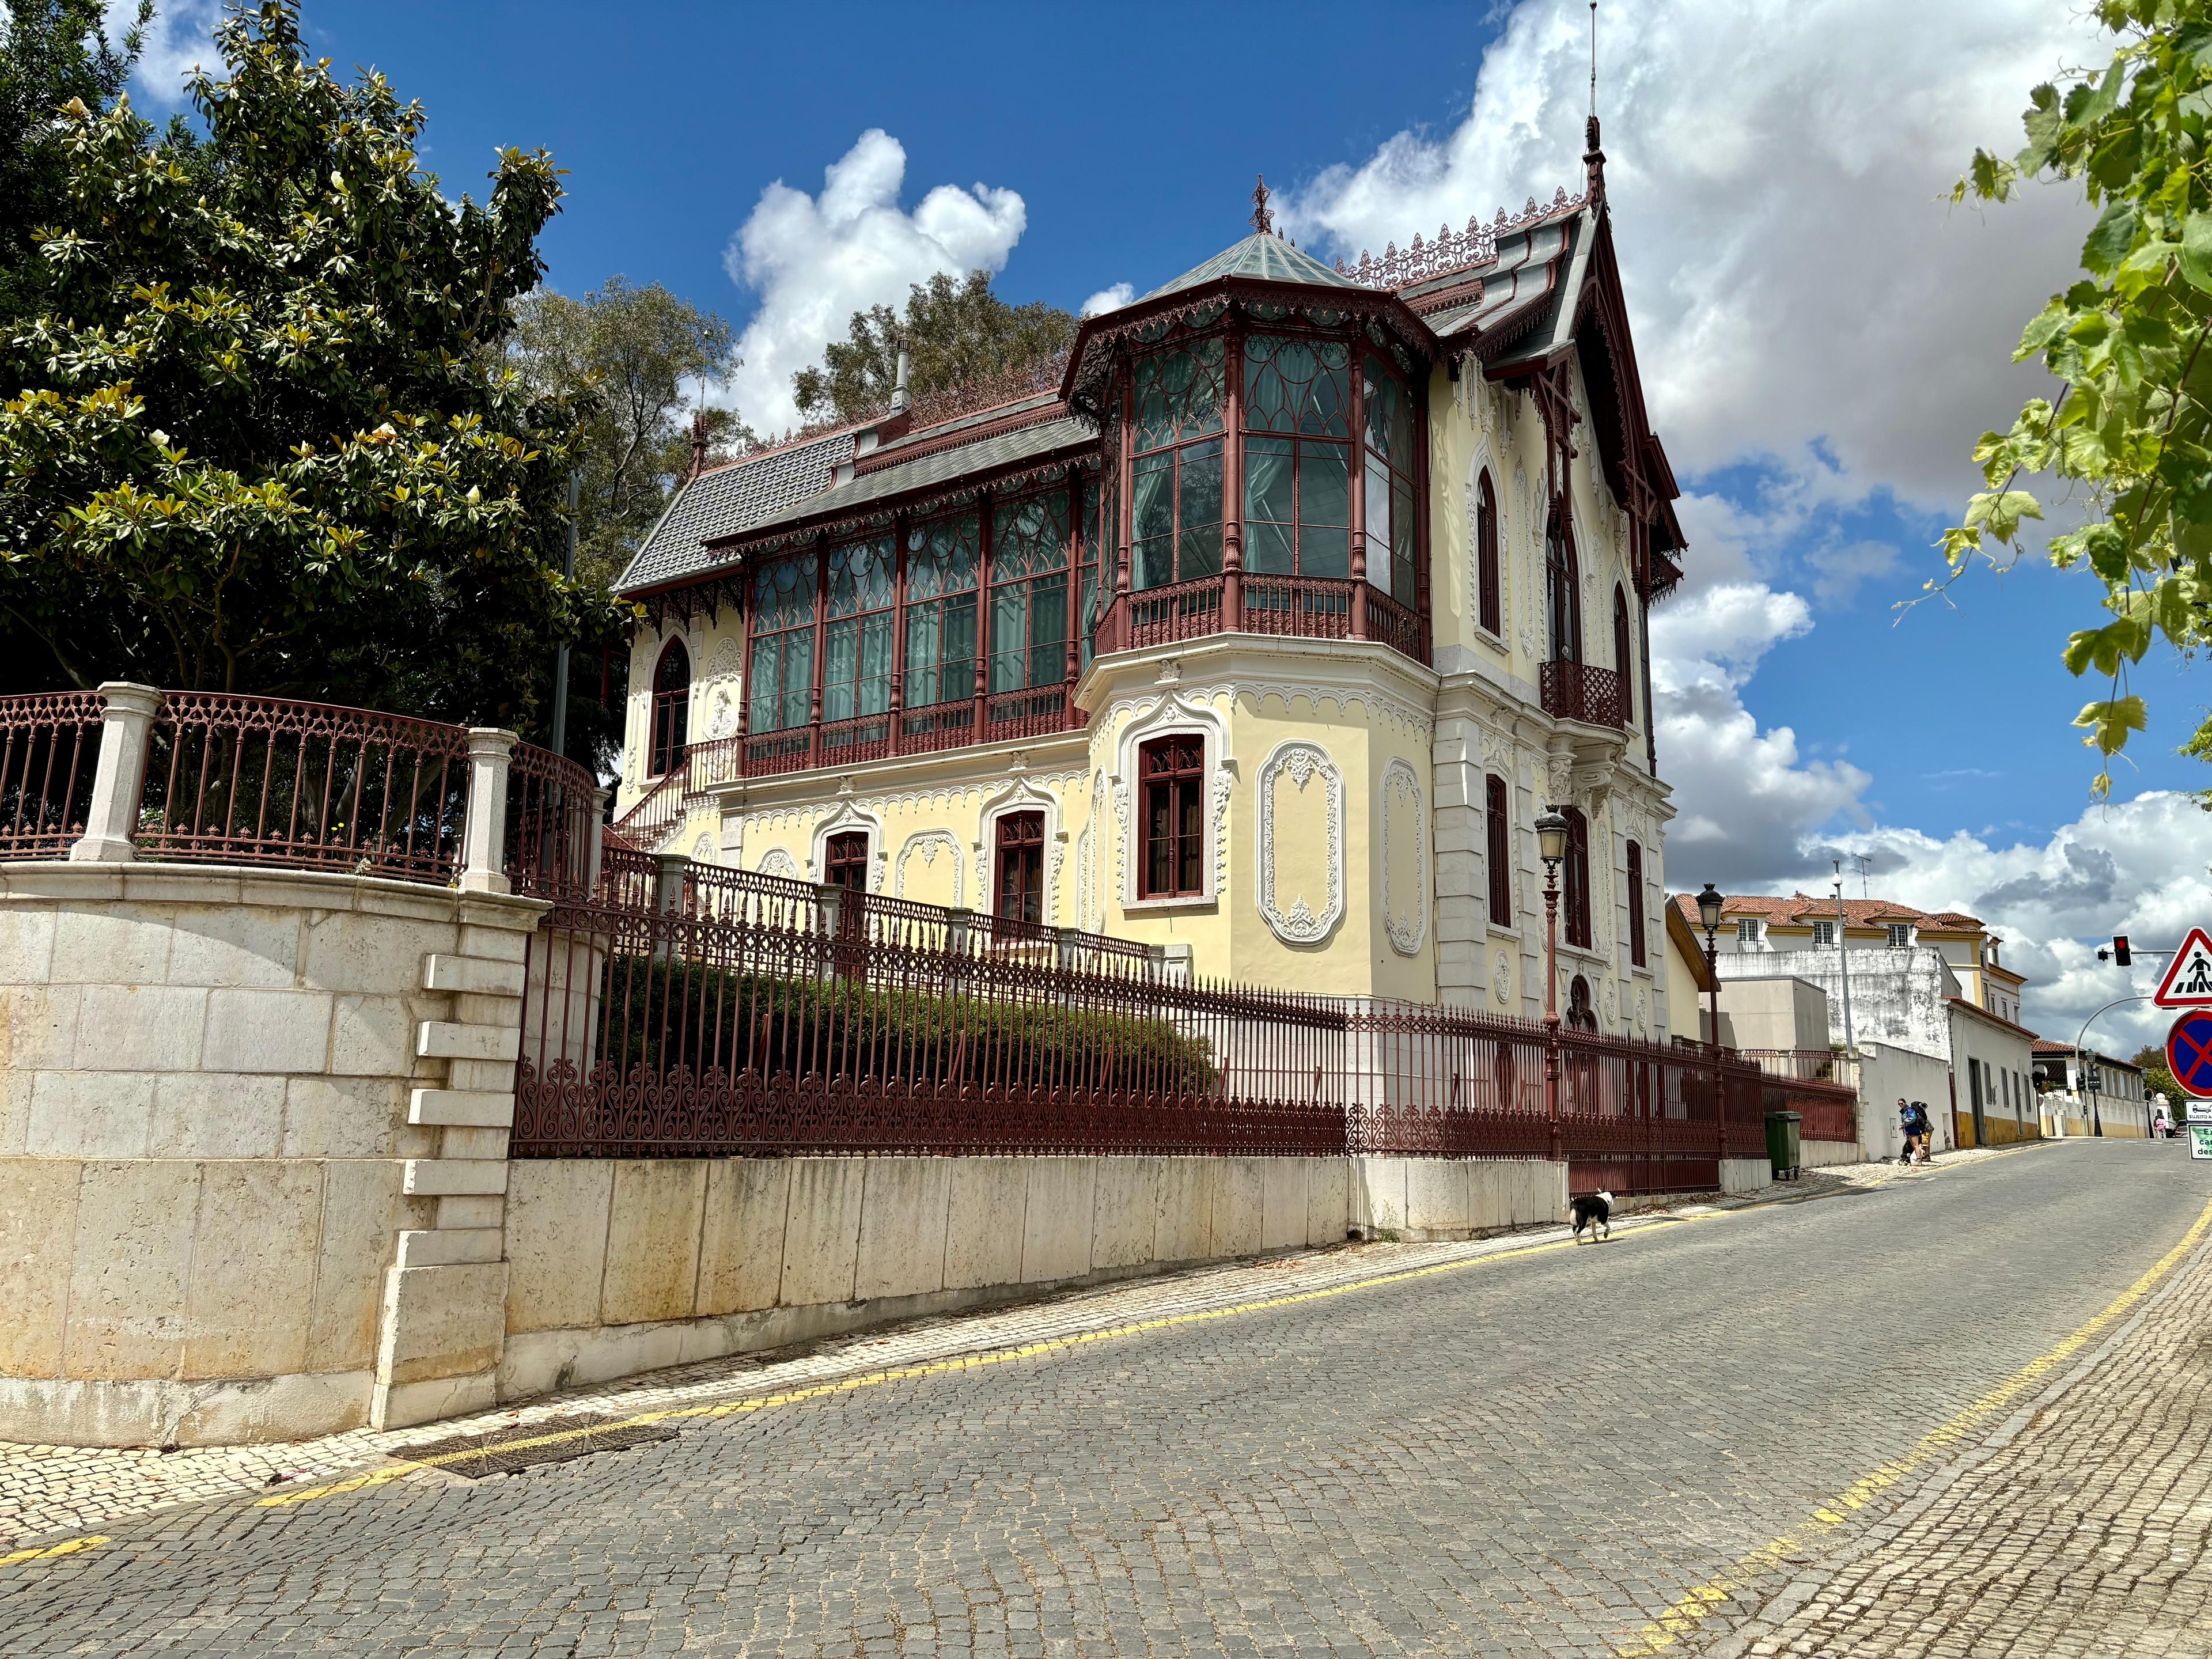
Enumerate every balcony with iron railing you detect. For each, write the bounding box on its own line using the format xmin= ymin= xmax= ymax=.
xmin=1108 ymin=571 xmax=1427 ymax=669
xmin=1538 ymin=658 xmax=1627 ymax=729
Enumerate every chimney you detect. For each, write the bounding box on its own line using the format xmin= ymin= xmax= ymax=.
xmin=890 ymin=350 xmax=911 ymax=415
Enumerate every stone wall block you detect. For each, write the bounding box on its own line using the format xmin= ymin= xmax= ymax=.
xmin=408 ymin=1089 xmax=513 ymax=1128
xmin=165 ymin=906 xmax=301 ymax=989
xmin=306 ymin=1158 xmax=404 ymax=1373
xmin=1208 ymin=1158 xmax=1264 ymax=1257
xmin=944 ymin=1157 xmax=1027 ymax=1290
xmin=416 ymin=1021 xmax=520 ymax=1063
xmin=1305 ymin=1156 xmax=1349 ymax=1245
xmin=1258 ymin=1158 xmax=1309 ymax=1251
xmin=1089 ymin=1157 xmax=1157 ymax=1271
xmin=329 ymin=994 xmax=416 ymax=1077
xmin=0 ymin=1159 xmax=81 ymax=1378
xmin=504 ymin=1160 xmax=613 ymax=1334
xmin=424 ymin=954 xmax=526 ymax=997
xmin=456 ymin=923 xmax=532 ymax=965
xmin=601 ymin=1161 xmax=707 ymax=1326
xmin=439 ymin=1127 xmax=509 ymax=1161
xmin=0 ymin=908 xmax=57 ymax=983
xmin=182 ymin=1161 xmax=323 ymax=1378
xmin=50 ymin=904 xmax=169 ymax=984
xmin=76 ymin=983 xmax=208 ymax=1073
xmin=300 ymin=912 xmax=446 ymax=997
xmin=1020 ymin=1158 xmax=1097 ymax=1284
xmin=2 ymin=984 xmax=80 ymax=1071
xmin=148 ymin=1074 xmax=285 ymax=1158
xmin=202 ymin=988 xmax=328 ymax=1074
xmin=1405 ymin=1158 xmax=1471 ymax=1233
xmin=402 ymin=1158 xmax=507 ymax=1198
xmin=854 ymin=1158 xmax=952 ymax=1302
xmin=1152 ymin=1158 xmax=1211 ymax=1263
xmin=63 ymin=1160 xmax=201 ymax=1380
xmin=696 ymin=1158 xmax=790 ymax=1316
xmin=282 ymin=1076 xmax=404 ymax=1158
xmin=27 ymin=1071 xmax=154 ymax=1158
xmin=0 ymin=1071 xmax=29 ymax=1157
xmin=375 ymin=1261 xmax=507 ymax=1388
xmin=779 ymin=1159 xmax=865 ymax=1307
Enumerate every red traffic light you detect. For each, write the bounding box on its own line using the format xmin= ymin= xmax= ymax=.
xmin=2113 ymin=934 xmax=2133 ymax=967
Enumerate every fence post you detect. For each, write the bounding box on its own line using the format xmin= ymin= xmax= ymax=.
xmin=944 ymin=906 xmax=972 ymax=958
xmin=654 ymin=852 xmax=690 ymax=916
xmin=67 ymin=682 xmax=161 ymax=863
xmin=585 ymin=786 xmax=610 ymax=897
xmin=1054 ymin=926 xmax=1078 ymax=976
xmin=459 ymin=728 xmax=518 ymax=893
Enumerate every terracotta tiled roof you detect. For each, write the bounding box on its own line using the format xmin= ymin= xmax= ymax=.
xmin=2031 ymin=1039 xmax=2142 ymax=1071
xmin=1668 ymin=892 xmax=1984 ymax=930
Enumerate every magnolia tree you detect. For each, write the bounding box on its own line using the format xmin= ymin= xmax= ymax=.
xmin=1949 ymin=0 xmax=2212 ymax=796
xmin=0 ymin=1 xmax=616 ymax=729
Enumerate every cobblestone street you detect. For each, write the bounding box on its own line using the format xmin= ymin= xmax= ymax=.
xmin=3 ymin=1139 xmax=2207 ymax=1657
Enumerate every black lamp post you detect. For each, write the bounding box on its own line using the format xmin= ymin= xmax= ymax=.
xmin=1696 ymin=882 xmax=1728 ymax=1167
xmin=1537 ymin=809 xmax=1569 ymax=1162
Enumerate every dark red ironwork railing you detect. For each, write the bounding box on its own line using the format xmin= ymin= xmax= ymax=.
xmin=506 ymin=741 xmax=600 ymax=901
xmin=0 ymin=691 xmax=104 ymax=855
xmin=1539 ymin=659 xmax=1627 ymax=729
xmin=513 ymin=861 xmax=1774 ymax=1185
xmin=727 ymin=696 xmax=1086 ymax=779
xmin=1107 ymin=573 xmax=1428 ymax=666
xmin=138 ymin=691 xmax=472 ymax=882
xmin=1741 ymin=1048 xmax=1861 ymax=1144
xmin=1363 ymin=588 xmax=1430 ymax=666
xmin=1127 ymin=575 xmax=1226 ymax=649
xmin=1243 ymin=574 xmax=1353 ymax=640
xmin=609 ymin=761 xmax=690 ymax=847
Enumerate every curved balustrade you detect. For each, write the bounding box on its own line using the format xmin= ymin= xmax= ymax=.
xmin=1539 ymin=658 xmax=1627 ymax=730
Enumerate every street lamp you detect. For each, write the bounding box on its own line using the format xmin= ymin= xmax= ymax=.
xmin=1536 ymin=808 xmax=1569 ymax=1162
xmin=1695 ymin=881 xmax=1725 ymax=1047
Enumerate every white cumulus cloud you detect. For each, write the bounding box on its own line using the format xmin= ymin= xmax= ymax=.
xmin=717 ymin=130 xmax=1028 ymax=437
xmin=105 ymin=0 xmax=218 ymax=108
xmin=1081 ymin=282 xmax=1135 ymax=317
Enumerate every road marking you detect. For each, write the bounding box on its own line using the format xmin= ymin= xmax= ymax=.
xmin=0 ymin=1535 xmax=108 ymax=1568
xmin=1611 ymin=1191 xmax=2212 ymax=1656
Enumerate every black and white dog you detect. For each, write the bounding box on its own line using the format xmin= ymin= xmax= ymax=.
xmin=1570 ymin=1189 xmax=1613 ymax=1243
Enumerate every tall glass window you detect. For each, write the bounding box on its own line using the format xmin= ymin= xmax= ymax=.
xmin=649 ymin=638 xmax=689 ymax=777
xmin=1242 ymin=334 xmax=1350 ymax=580
xmin=1475 ymin=470 xmax=1501 ymax=635
xmin=902 ymin=513 xmax=979 ymax=709
xmin=1546 ymin=515 xmax=1581 ymax=663
xmin=1563 ymin=806 xmax=1592 ymax=949
xmin=747 ymin=554 xmax=816 ymax=735
xmin=1130 ymin=340 xmax=1225 ymax=590
xmin=822 ymin=535 xmax=894 ymax=728
xmin=1363 ymin=355 xmax=1417 ymax=609
xmin=1138 ymin=735 xmax=1206 ymax=899
xmin=1078 ymin=478 xmax=1111 ymax=669
xmin=1613 ymin=585 xmax=1635 ymax=725
xmin=990 ymin=492 xmax=1070 ymax=694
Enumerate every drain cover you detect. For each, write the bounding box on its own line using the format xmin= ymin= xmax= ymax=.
xmin=387 ymin=1412 xmax=677 ymax=1480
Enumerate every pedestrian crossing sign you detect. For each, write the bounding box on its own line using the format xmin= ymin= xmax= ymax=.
xmin=2153 ymin=927 xmax=2212 ymax=1007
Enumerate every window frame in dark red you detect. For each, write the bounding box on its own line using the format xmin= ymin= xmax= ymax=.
xmin=1625 ymin=838 xmax=1646 ymax=967
xmin=1545 ymin=510 xmax=1582 ymax=664
xmin=1475 ymin=469 xmax=1501 ymax=637
xmin=649 ymin=637 xmax=690 ymax=779
xmin=1137 ymin=735 xmax=1207 ymax=900
xmin=1563 ymin=806 xmax=1592 ymax=949
xmin=823 ymin=830 xmax=870 ymax=893
xmin=993 ymin=810 xmax=1047 ymax=923
xmin=1484 ymin=772 xmax=1512 ymax=927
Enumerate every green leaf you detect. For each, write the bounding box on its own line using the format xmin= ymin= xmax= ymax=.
xmin=2084 ymin=200 xmax=2140 ymax=274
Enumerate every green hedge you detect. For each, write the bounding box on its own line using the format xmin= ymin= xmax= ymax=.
xmin=601 ymin=954 xmax=1219 ymax=1094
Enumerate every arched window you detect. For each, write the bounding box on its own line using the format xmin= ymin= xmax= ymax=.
xmin=1475 ymin=471 xmax=1501 ymax=636
xmin=1546 ymin=512 xmax=1581 ymax=664
xmin=649 ymin=638 xmax=690 ymax=778
xmin=1613 ymin=585 xmax=1635 ymax=725
xmin=994 ymin=810 xmax=1047 ymax=923
xmin=1625 ymin=839 xmax=1646 ymax=967
xmin=1484 ymin=773 xmax=1512 ymax=927
xmin=1138 ymin=735 xmax=1206 ymax=899
xmin=1563 ymin=806 xmax=1592 ymax=949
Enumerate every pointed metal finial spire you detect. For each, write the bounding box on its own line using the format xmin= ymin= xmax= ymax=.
xmin=1250 ymin=173 xmax=1275 ymax=236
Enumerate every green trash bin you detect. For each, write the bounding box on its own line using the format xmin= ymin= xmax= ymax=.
xmin=1765 ymin=1110 xmax=1802 ymax=1181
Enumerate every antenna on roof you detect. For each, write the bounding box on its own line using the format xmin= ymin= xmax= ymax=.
xmin=1250 ymin=174 xmax=1275 ymax=236
xmin=1589 ymin=0 xmax=1597 ymax=119
xmin=1854 ymin=852 xmax=1873 ymax=900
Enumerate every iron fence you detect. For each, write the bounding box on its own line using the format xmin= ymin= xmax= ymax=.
xmin=0 ymin=691 xmax=104 ymax=855
xmin=513 ymin=866 xmax=1773 ymax=1190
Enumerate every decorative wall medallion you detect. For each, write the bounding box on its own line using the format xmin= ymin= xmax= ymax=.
xmin=1544 ymin=750 xmax=1575 ymax=812
xmin=757 ymin=847 xmax=799 ymax=880
xmin=1254 ymin=739 xmax=1344 ymax=946
xmin=691 ymin=830 xmax=717 ymax=863
xmin=1493 ymin=950 xmax=1513 ymax=1006
xmin=1635 ymin=986 xmax=1649 ymax=1036
xmin=1379 ymin=757 xmax=1428 ymax=956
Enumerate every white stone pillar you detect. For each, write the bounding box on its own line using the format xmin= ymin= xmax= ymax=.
xmin=67 ymin=682 xmax=162 ymax=863
xmin=654 ymin=851 xmax=690 ymax=915
xmin=459 ymin=728 xmax=518 ymax=894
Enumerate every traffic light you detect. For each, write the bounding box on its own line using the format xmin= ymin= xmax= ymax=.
xmin=2113 ymin=935 xmax=2132 ymax=967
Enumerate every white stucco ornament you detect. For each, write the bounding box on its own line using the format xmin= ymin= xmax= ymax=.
xmin=1493 ymin=951 xmax=1513 ymax=1006
xmin=756 ymin=847 xmax=798 ymax=880
xmin=1255 ymin=739 xmax=1344 ymax=946
xmin=1380 ymin=757 xmax=1428 ymax=956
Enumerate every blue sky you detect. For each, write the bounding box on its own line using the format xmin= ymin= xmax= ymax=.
xmin=127 ymin=0 xmax=2212 ymax=1045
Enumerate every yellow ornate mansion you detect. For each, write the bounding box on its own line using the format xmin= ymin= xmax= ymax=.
xmin=612 ymin=129 xmax=1692 ymax=1036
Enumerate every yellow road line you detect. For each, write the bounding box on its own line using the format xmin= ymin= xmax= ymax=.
xmin=1612 ymin=1191 xmax=2212 ymax=1656
xmin=0 ymin=1535 xmax=108 ymax=1568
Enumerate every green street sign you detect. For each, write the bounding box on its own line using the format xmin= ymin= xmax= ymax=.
xmin=2190 ymin=1123 xmax=2212 ymax=1162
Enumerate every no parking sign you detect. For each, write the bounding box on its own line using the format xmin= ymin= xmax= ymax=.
xmin=2167 ymin=1011 xmax=2212 ymax=1160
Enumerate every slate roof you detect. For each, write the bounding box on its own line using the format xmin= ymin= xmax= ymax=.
xmin=728 ymin=414 xmax=1094 ymax=543
xmin=614 ymin=425 xmax=861 ymax=595
xmin=1143 ymin=233 xmax=1360 ymax=301
xmin=1413 ymin=214 xmax=1583 ymax=349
